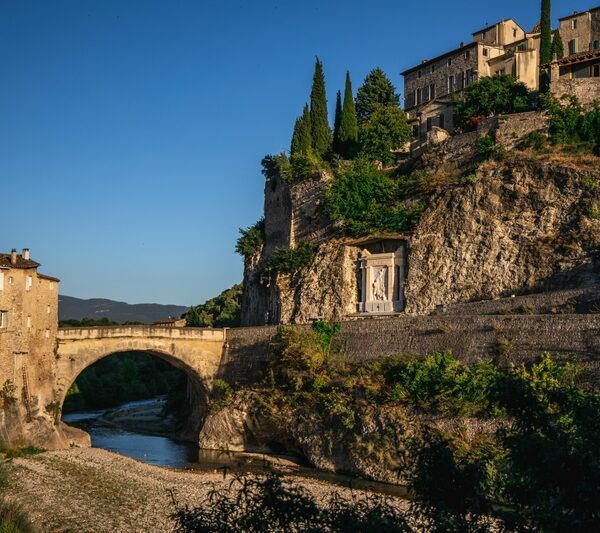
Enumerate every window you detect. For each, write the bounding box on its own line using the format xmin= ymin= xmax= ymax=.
xmin=482 ymin=31 xmax=486 ymax=40
xmin=569 ymin=39 xmax=578 ymax=55
xmin=0 ymin=311 xmax=7 ymax=328
xmin=418 ymin=70 xmax=422 ymax=78
xmin=592 ymin=64 xmax=600 ymax=77
xmin=465 ymin=50 xmax=471 ymax=59
xmin=429 ymin=83 xmax=436 ymax=99
xmin=448 ymin=57 xmax=453 ymax=67
xmin=431 ymin=64 xmax=435 ymax=73
xmin=592 ymin=40 xmax=600 ymax=51
xmin=439 ymin=113 xmax=445 ymax=129
xmin=448 ymin=75 xmax=455 ymax=93
xmin=27 ymin=316 xmax=31 ymax=329
xmin=26 ymin=275 xmax=32 ymax=291
xmin=466 ymin=69 xmax=474 ymax=86
xmin=483 ymin=47 xmax=489 ymax=57
xmin=426 ymin=117 xmax=433 ymax=132
xmin=513 ymin=28 xmax=518 ymax=38
xmin=412 ymin=125 xmax=419 ymax=138
xmin=0 ymin=272 xmax=3 ymax=291
xmin=423 ymin=86 xmax=430 ymax=102
xmin=8 ymin=276 xmax=13 ymax=285
xmin=572 ymin=19 xmax=577 ymax=30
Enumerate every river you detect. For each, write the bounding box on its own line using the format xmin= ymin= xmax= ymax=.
xmin=62 ymin=397 xmax=410 ymax=498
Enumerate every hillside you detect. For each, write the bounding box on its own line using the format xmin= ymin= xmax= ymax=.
xmin=58 ymin=295 xmax=188 ymax=324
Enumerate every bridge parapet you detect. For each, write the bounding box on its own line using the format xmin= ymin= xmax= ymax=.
xmin=57 ymin=326 xmax=225 ymax=341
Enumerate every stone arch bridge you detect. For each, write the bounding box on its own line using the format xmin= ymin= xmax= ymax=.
xmin=55 ymin=326 xmax=228 ymax=408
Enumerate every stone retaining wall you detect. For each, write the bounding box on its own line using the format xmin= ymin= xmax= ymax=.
xmin=551 ymin=78 xmax=600 ymax=109
xmin=223 ymin=314 xmax=600 ymax=385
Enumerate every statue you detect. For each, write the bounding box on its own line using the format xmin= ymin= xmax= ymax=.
xmin=372 ymin=266 xmax=388 ymax=301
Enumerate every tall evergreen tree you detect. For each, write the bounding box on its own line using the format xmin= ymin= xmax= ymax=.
xmin=290 ymin=104 xmax=312 ymax=155
xmin=337 ymin=71 xmax=359 ymax=158
xmin=540 ymin=0 xmax=552 ymax=65
xmin=332 ymin=90 xmax=343 ymax=155
xmin=551 ymin=29 xmax=564 ymax=60
xmin=355 ymin=68 xmax=400 ymax=122
xmin=309 ymin=57 xmax=331 ymax=156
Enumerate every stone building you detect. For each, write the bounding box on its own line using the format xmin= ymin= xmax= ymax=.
xmin=0 ymin=248 xmax=61 ymax=445
xmin=557 ymin=5 xmax=600 ymax=57
xmin=402 ymin=19 xmax=540 ymax=137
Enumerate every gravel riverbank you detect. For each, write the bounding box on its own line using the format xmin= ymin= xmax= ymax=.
xmin=3 ymin=448 xmax=407 ymax=532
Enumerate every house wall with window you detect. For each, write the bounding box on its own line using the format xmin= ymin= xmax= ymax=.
xmin=559 ymin=7 xmax=600 ymax=56
xmin=0 ymin=250 xmax=59 ymax=424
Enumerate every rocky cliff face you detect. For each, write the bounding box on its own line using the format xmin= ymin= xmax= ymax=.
xmin=242 ymin=147 xmax=600 ymax=324
xmin=405 ymin=159 xmax=600 ymax=314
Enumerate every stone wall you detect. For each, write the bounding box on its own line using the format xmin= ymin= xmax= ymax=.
xmin=495 ymin=111 xmax=549 ymax=149
xmin=222 ymin=313 xmax=600 ymax=386
xmin=551 ymin=78 xmax=600 ymax=109
xmin=290 ymin=172 xmax=334 ymax=246
xmin=263 ymin=174 xmax=292 ymax=255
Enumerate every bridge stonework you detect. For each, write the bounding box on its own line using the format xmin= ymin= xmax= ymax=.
xmin=55 ymin=326 xmax=226 ymax=407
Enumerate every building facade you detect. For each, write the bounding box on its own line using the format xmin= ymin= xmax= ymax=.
xmin=402 ymin=19 xmax=538 ymax=137
xmin=0 ymin=249 xmax=59 ymax=435
xmin=558 ymin=5 xmax=600 ymax=58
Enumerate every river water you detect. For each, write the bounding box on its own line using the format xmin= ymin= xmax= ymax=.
xmin=62 ymin=398 xmax=409 ymax=498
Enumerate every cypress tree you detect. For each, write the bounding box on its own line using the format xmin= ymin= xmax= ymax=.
xmin=337 ymin=71 xmax=359 ymax=158
xmin=355 ymin=68 xmax=400 ymax=122
xmin=551 ymin=29 xmax=564 ymax=60
xmin=291 ymin=104 xmax=312 ymax=155
xmin=332 ymin=90 xmax=343 ymax=155
xmin=540 ymin=0 xmax=552 ymax=65
xmin=309 ymin=57 xmax=331 ymax=156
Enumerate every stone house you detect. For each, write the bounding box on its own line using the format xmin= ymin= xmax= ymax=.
xmin=0 ymin=249 xmax=59 ymax=437
xmin=549 ymin=6 xmax=600 ymax=106
xmin=402 ymin=19 xmax=540 ymax=138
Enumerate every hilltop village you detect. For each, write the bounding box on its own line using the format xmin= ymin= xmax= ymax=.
xmin=234 ymin=4 xmax=600 ymax=326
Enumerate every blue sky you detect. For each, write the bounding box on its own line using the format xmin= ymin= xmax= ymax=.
xmin=0 ymin=0 xmax=591 ymax=305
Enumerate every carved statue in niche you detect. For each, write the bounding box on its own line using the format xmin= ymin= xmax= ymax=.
xmin=372 ymin=266 xmax=388 ymax=301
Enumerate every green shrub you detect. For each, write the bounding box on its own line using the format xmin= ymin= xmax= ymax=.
xmin=582 ymin=175 xmax=598 ymax=192
xmin=262 ymin=242 xmax=318 ymax=278
xmin=588 ymin=205 xmax=600 ymax=220
xmin=235 ymin=218 xmax=265 ymax=259
xmin=185 ymin=284 xmax=242 ymax=328
xmin=478 ymin=134 xmax=496 ymax=158
xmin=326 ymin=158 xmax=425 ymax=236
xmin=520 ymin=131 xmax=549 ymax=152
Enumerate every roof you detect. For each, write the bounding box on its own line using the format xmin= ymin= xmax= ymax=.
xmin=549 ymin=48 xmax=600 ymax=66
xmin=401 ymin=42 xmax=477 ymax=76
xmin=38 ymin=273 xmax=60 ymax=282
xmin=472 ymin=18 xmax=524 ymax=36
xmin=559 ymin=5 xmax=600 ymax=21
xmin=0 ymin=253 xmax=40 ymax=270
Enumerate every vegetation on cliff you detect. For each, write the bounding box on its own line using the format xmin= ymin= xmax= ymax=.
xmin=210 ymin=324 xmax=600 ymax=531
xmin=327 ymin=158 xmax=424 ymax=236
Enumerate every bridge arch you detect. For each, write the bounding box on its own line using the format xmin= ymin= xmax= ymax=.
xmin=55 ymin=326 xmax=226 ymax=440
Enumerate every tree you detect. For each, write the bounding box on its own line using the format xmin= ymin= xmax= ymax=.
xmin=355 ymin=68 xmax=399 ymax=122
xmin=336 ymin=71 xmax=359 ymax=159
xmin=290 ymin=104 xmax=312 ymax=155
xmin=332 ymin=90 xmax=343 ymax=155
xmin=455 ymin=74 xmax=530 ymax=127
xmin=358 ymin=105 xmax=411 ymax=165
xmin=185 ymin=284 xmax=243 ymax=328
xmin=551 ymin=29 xmax=564 ymax=60
xmin=309 ymin=57 xmax=331 ymax=156
xmin=540 ymin=0 xmax=552 ymax=65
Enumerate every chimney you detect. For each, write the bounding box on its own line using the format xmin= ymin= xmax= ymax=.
xmin=11 ymin=249 xmax=17 ymax=265
xmin=460 ymin=41 xmax=465 ymax=47
xmin=22 ymin=248 xmax=30 ymax=261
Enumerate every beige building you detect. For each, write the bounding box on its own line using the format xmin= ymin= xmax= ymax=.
xmin=402 ymin=19 xmax=539 ymax=137
xmin=0 ymin=249 xmax=59 ymax=435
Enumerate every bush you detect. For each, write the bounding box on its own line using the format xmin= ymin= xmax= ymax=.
xmin=235 ymin=218 xmax=265 ymax=259
xmin=456 ymin=74 xmax=530 ymax=127
xmin=358 ymin=106 xmax=411 ymax=165
xmin=326 ymin=158 xmax=425 ymax=236
xmin=261 ymin=242 xmax=318 ymax=279
xmin=171 ymin=471 xmax=411 ymax=532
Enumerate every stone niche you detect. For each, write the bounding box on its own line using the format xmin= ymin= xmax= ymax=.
xmin=357 ymin=240 xmax=407 ymax=314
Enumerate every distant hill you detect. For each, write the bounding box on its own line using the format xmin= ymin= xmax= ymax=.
xmin=58 ymin=295 xmax=189 ymax=325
